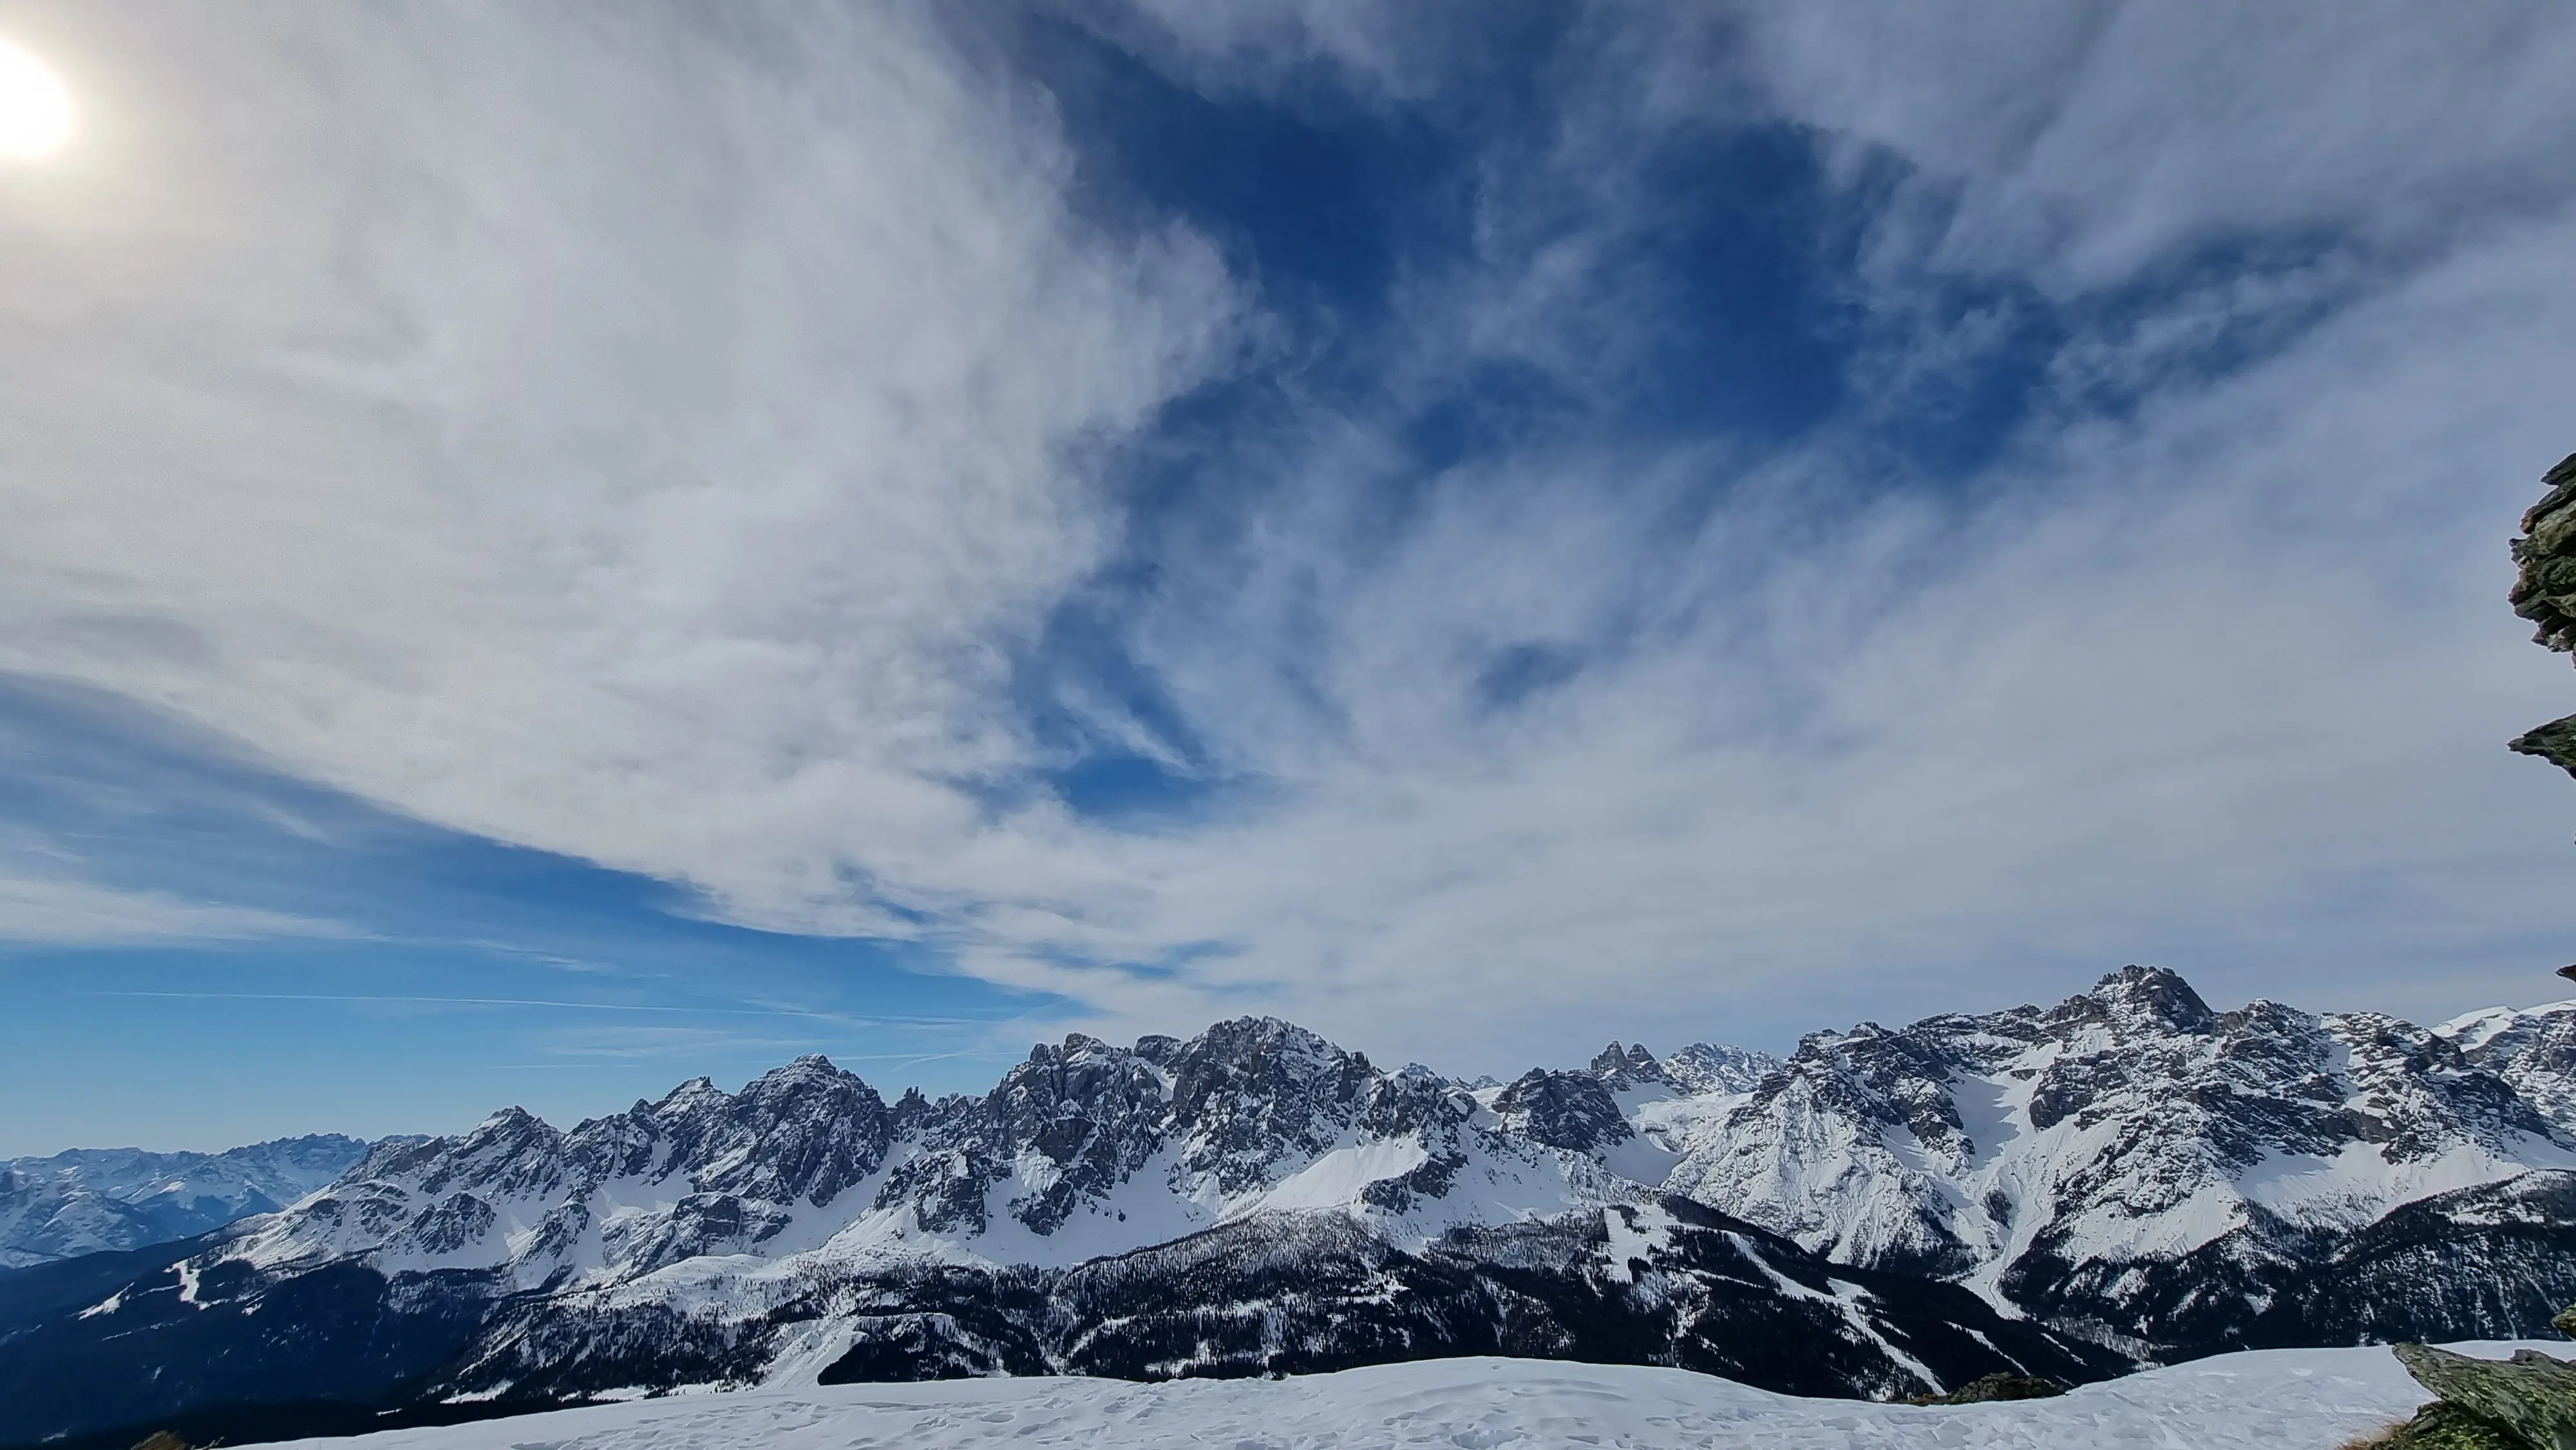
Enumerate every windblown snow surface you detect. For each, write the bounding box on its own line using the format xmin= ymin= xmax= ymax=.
xmin=272 ymin=1342 xmax=2550 ymax=1450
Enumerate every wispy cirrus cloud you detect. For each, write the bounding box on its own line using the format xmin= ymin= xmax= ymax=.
xmin=3 ymin=0 xmax=2571 ymax=1086
xmin=0 ymin=872 xmax=353 ymax=946
xmin=0 ymin=0 xmax=1234 ymax=937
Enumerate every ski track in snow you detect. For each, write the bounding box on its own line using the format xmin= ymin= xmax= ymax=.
xmin=265 ymin=1344 xmax=2542 ymax=1450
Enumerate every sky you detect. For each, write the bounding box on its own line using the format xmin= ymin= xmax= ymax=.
xmin=1 ymin=0 xmax=2573 ymax=1154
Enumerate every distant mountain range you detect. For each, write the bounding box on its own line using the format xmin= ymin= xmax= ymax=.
xmin=0 ymin=1135 xmax=369 ymax=1270
xmin=4 ymin=966 xmax=2573 ymax=1449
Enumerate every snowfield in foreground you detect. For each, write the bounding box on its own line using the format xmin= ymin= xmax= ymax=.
xmin=273 ymin=1342 xmax=2554 ymax=1450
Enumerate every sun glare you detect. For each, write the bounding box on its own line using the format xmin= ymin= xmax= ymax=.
xmin=0 ymin=36 xmax=71 ymax=160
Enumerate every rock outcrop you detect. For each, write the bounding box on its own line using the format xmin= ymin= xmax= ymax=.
xmin=1904 ymin=1371 xmax=2068 ymax=1406
xmin=2509 ymin=453 xmax=2576 ymax=780
xmin=2385 ymin=1344 xmax=2576 ymax=1450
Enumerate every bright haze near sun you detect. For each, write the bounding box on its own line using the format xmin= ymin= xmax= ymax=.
xmin=0 ymin=1 xmax=2569 ymax=1154
xmin=0 ymin=34 xmax=69 ymax=159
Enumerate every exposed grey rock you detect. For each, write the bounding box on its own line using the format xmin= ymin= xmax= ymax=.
xmin=1494 ymin=1068 xmax=1633 ymax=1151
xmin=3 ymin=1016 xmax=2134 ymax=1444
xmin=1165 ymin=1017 xmax=1382 ymax=1194
xmin=2433 ymin=1003 xmax=2576 ymax=1134
xmin=2510 ymin=453 xmax=2576 ymax=780
xmin=2514 ymin=716 xmax=2576 ymax=782
xmin=1663 ymin=1042 xmax=1783 ymax=1095
xmin=2369 ymin=1398 xmax=2543 ymax=1449
xmin=987 ymin=1034 xmax=1170 ymax=1234
xmin=2395 ymin=1343 xmax=2576 ymax=1450
xmin=1589 ymin=1042 xmax=1669 ymax=1086
xmin=1664 ymin=966 xmax=2576 ymax=1351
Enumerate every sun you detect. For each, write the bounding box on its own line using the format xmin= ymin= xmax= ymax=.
xmin=0 ymin=36 xmax=71 ymax=160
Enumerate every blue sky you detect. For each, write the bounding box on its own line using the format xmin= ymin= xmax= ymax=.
xmin=2 ymin=0 xmax=2573 ymax=1153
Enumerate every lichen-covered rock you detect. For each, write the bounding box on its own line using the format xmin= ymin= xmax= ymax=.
xmin=1905 ymin=1371 xmax=2067 ymax=1406
xmin=2512 ymin=455 xmax=2576 ymax=654
xmin=2393 ymin=1342 xmax=2576 ymax=1450
xmin=2358 ymin=1398 xmax=2543 ymax=1449
xmin=2512 ymin=716 xmax=2576 ymax=782
xmin=2510 ymin=453 xmax=2576 ymax=780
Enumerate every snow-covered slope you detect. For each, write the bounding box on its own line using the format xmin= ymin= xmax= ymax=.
xmin=1662 ymin=1041 xmax=1782 ymax=1095
xmin=205 ymin=1023 xmax=1781 ymax=1300
xmin=12 ymin=970 xmax=2576 ymax=1447
xmin=218 ymin=1022 xmax=1654 ymax=1285
xmin=0 ymin=1135 xmax=368 ymax=1269
xmin=2441 ymin=998 xmax=2576 ymax=1129
xmin=1662 ymin=966 xmax=2576 ymax=1356
xmin=261 ymin=1342 xmax=2553 ymax=1450
xmin=4 ymin=1021 xmax=2108 ymax=1443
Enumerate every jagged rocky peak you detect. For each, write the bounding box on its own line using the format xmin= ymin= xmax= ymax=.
xmin=380 ymin=1104 xmax=565 ymax=1200
xmin=1589 ymin=1041 xmax=1668 ymax=1084
xmin=694 ymin=1054 xmax=893 ymax=1207
xmin=1493 ymin=1067 xmax=1633 ymax=1151
xmin=287 ymin=1054 xmax=903 ymax=1256
xmin=2509 ymin=450 xmax=2576 ymax=778
xmin=857 ymin=1016 xmax=1470 ymax=1241
xmin=35 ymin=970 xmax=2576 ymax=1440
xmin=994 ymin=1033 xmax=1171 ymax=1135
xmin=2048 ymin=963 xmax=2217 ymax=1034
xmin=2445 ymin=999 xmax=2576 ymax=1131
xmin=1661 ymin=963 xmax=2576 ymax=1358
xmin=980 ymin=1033 xmax=1174 ymax=1233
xmin=547 ymin=1051 xmax=899 ymax=1214
xmin=1164 ymin=1016 xmax=1383 ymax=1192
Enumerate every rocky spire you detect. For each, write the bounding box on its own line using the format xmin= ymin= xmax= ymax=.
xmin=2508 ymin=452 xmax=2576 ymax=779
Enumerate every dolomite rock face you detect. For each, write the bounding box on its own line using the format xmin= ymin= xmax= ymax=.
xmin=2509 ymin=453 xmax=2576 ymax=780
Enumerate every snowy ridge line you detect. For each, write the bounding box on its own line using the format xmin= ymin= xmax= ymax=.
xmin=1663 ymin=966 xmax=2576 ymax=1357
xmin=0 ymin=1134 xmax=370 ymax=1270
xmin=75 ymin=971 xmax=2576 ymax=1337
xmin=10 ymin=967 xmax=2576 ymax=1445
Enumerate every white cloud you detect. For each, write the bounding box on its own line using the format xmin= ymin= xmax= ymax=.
xmin=1702 ymin=0 xmax=2576 ymax=289
xmin=0 ymin=2 xmax=1232 ymax=932
xmin=977 ymin=209 xmax=2576 ymax=1071
xmin=4 ymin=1 xmax=2571 ymax=1070
xmin=0 ymin=872 xmax=350 ymax=946
xmin=889 ymin=1 xmax=2576 ymax=1064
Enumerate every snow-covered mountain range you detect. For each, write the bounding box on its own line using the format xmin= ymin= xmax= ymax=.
xmin=4 ymin=967 xmax=2573 ymax=1449
xmin=1665 ymin=966 xmax=2576 ymax=1358
xmin=0 ymin=1135 xmax=368 ymax=1270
